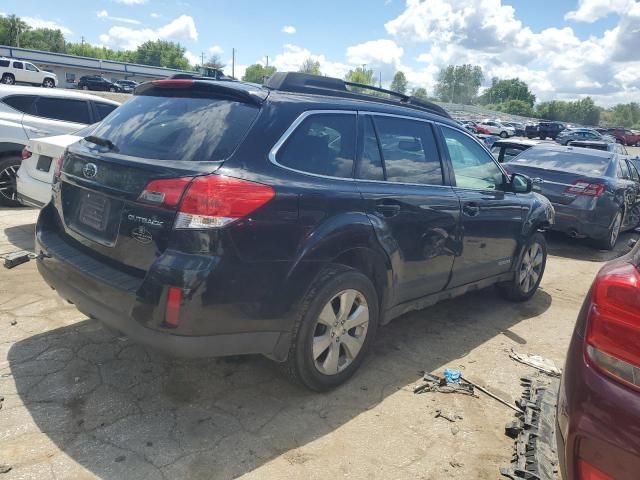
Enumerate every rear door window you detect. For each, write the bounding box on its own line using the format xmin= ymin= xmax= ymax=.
xmin=626 ymin=160 xmax=639 ymax=182
xmin=93 ymin=102 xmax=118 ymax=122
xmin=91 ymin=94 xmax=259 ymax=162
xmin=12 ymin=61 xmax=23 ymax=69
xmin=3 ymin=95 xmax=36 ymax=114
xmin=503 ymin=147 xmax=524 ymax=162
xmin=356 ymin=116 xmax=384 ymax=181
xmin=276 ymin=113 xmax=356 ymax=178
xmin=372 ymin=116 xmax=443 ymax=185
xmin=34 ymin=97 xmax=91 ymax=124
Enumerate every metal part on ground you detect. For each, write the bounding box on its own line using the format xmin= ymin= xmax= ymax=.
xmin=501 ymin=377 xmax=560 ymax=480
xmin=510 ymin=350 xmax=562 ymax=377
xmin=414 ymin=373 xmax=476 ymax=396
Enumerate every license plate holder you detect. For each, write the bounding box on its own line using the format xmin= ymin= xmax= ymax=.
xmin=78 ymin=193 xmax=110 ymax=232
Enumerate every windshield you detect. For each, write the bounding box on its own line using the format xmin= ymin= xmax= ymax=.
xmin=506 ymin=148 xmax=610 ymax=176
xmin=89 ymin=95 xmax=259 ymax=162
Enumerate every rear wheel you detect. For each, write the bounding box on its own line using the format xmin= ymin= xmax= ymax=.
xmin=82 ymin=85 xmax=89 ymax=90
xmin=0 ymin=156 xmax=23 ymax=207
xmin=500 ymin=131 xmax=508 ymax=138
xmin=109 ymin=87 xmax=116 ymax=92
xmin=593 ymin=210 xmax=623 ymax=250
xmin=497 ymin=232 xmax=547 ymax=302
xmin=282 ymin=266 xmax=378 ymax=391
xmin=1 ymin=73 xmax=15 ymax=85
xmin=539 ymin=135 xmax=546 ymax=140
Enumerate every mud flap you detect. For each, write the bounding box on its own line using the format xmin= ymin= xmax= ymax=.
xmin=501 ymin=377 xmax=560 ymax=480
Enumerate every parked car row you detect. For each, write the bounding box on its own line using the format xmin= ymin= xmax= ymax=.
xmin=77 ymin=76 xmax=138 ymax=93
xmin=0 ymin=57 xmax=58 ymax=88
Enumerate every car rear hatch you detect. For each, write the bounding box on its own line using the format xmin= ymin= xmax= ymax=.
xmin=53 ymin=79 xmax=267 ymax=273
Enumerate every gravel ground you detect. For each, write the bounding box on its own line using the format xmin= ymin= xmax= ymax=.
xmin=0 ymin=206 xmax=638 ymax=480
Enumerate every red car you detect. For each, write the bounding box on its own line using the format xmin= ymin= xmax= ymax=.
xmin=557 ymin=240 xmax=640 ymax=479
xmin=606 ymin=128 xmax=640 ymax=147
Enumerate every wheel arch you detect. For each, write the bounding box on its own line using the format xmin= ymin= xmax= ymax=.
xmin=0 ymin=142 xmax=25 ymax=157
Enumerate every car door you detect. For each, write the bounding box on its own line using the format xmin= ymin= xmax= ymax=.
xmin=355 ymin=114 xmax=460 ymax=305
xmin=11 ymin=61 xmax=26 ymax=83
xmin=23 ymin=96 xmax=91 ymax=139
xmin=24 ymin=63 xmax=40 ymax=84
xmin=438 ymin=124 xmax=523 ymax=287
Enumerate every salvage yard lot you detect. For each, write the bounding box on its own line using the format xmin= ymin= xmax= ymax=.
xmin=0 ymin=205 xmax=638 ymax=480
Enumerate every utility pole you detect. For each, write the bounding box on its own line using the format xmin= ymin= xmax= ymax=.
xmin=232 ymin=48 xmax=235 ymax=78
xmin=361 ymin=64 xmax=366 ymax=72
xmin=201 ymin=51 xmax=205 ymax=67
xmin=81 ymin=36 xmax=85 ymax=56
xmin=265 ymin=55 xmax=269 ymax=68
xmin=379 ymin=71 xmax=382 ymax=88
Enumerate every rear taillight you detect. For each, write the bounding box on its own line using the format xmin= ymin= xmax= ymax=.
xmin=577 ymin=459 xmax=613 ymax=480
xmin=565 ymin=180 xmax=605 ymax=197
xmin=21 ymin=147 xmax=32 ymax=160
xmin=585 ymin=262 xmax=640 ymax=388
xmin=138 ymin=174 xmax=275 ymax=229
xmin=53 ymin=155 xmax=64 ymax=180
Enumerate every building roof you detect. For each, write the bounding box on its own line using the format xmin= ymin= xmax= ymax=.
xmin=0 ymin=84 xmax=121 ymax=105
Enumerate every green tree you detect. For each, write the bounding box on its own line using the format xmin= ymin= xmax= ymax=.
xmin=434 ymin=64 xmax=484 ymax=104
xmin=2 ymin=14 xmax=29 ymax=47
xmin=134 ymin=40 xmax=189 ymax=70
xmin=536 ymin=97 xmax=600 ymax=125
xmin=497 ymin=99 xmax=534 ymax=116
xmin=242 ymin=64 xmax=276 ymax=83
xmin=411 ymin=87 xmax=428 ymax=99
xmin=203 ymin=54 xmax=225 ymax=70
xmin=390 ymin=71 xmax=408 ymax=95
xmin=478 ymin=77 xmax=536 ymax=106
xmin=299 ymin=58 xmax=321 ymax=75
xmin=607 ymin=103 xmax=640 ymax=127
xmin=345 ymin=67 xmax=375 ymax=93
xmin=20 ymin=28 xmax=66 ymax=52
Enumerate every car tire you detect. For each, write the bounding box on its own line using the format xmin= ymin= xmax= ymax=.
xmin=42 ymin=78 xmax=55 ymax=88
xmin=593 ymin=210 xmax=623 ymax=251
xmin=497 ymin=232 xmax=547 ymax=302
xmin=500 ymin=131 xmax=508 ymax=138
xmin=109 ymin=87 xmax=116 ymax=92
xmin=539 ymin=135 xmax=546 ymax=140
xmin=0 ymin=155 xmax=23 ymax=207
xmin=1 ymin=73 xmax=15 ymax=85
xmin=82 ymin=85 xmax=89 ymax=90
xmin=282 ymin=265 xmax=379 ymax=391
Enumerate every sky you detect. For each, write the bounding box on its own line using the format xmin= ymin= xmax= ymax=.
xmin=4 ymin=0 xmax=640 ymax=106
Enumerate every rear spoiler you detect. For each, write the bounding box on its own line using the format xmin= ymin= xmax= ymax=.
xmin=135 ymin=79 xmax=268 ymax=106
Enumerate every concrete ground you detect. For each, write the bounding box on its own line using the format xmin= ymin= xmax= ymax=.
xmin=0 ymin=206 xmax=638 ymax=480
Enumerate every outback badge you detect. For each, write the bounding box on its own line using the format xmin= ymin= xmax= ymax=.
xmin=131 ymin=225 xmax=153 ymax=245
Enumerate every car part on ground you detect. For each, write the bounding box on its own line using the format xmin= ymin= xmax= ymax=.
xmin=34 ymin=72 xmax=554 ymax=390
xmin=509 ymin=350 xmax=562 ymax=377
xmin=502 ymin=377 xmax=560 ymax=480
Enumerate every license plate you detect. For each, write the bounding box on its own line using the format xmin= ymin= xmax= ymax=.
xmin=36 ymin=155 xmax=53 ymax=172
xmin=78 ymin=193 xmax=110 ymax=231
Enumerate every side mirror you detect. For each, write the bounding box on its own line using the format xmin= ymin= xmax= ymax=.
xmin=511 ymin=173 xmax=533 ymax=193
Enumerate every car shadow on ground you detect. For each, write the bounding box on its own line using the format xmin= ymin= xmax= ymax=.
xmin=2 ymin=223 xmax=36 ymax=253
xmin=7 ymin=287 xmax=552 ymax=479
xmin=546 ymin=230 xmax=638 ymax=262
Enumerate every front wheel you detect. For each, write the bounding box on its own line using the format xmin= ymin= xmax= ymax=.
xmin=282 ymin=266 xmax=379 ymax=391
xmin=0 ymin=156 xmax=23 ymax=207
xmin=109 ymin=87 xmax=116 ymax=92
xmin=81 ymin=85 xmax=89 ymax=90
xmin=497 ymin=232 xmax=547 ymax=302
xmin=500 ymin=131 xmax=508 ymax=138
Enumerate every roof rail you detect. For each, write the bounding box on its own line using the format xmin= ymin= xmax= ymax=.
xmin=264 ymin=72 xmax=450 ymax=119
xmin=168 ymin=73 xmax=236 ymax=82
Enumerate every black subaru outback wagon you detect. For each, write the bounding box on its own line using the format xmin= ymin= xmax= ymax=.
xmin=35 ymin=72 xmax=554 ymax=391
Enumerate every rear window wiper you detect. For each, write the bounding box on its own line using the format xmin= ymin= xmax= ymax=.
xmin=84 ymin=135 xmax=119 ymax=152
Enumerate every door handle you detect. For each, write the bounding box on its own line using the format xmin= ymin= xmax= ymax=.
xmin=374 ymin=204 xmax=401 ymax=218
xmin=462 ymin=202 xmax=480 ymax=217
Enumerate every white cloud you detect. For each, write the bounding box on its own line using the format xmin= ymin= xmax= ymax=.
xmin=272 ymin=44 xmax=351 ymax=78
xmin=346 ymin=39 xmax=403 ymax=66
xmin=185 ymin=51 xmax=199 ymax=66
xmin=208 ymin=45 xmax=224 ymax=54
xmin=97 ymin=9 xmax=141 ymax=25
xmin=99 ymin=14 xmax=198 ymax=50
xmin=150 ymin=13 xmax=161 ymax=18
xmin=565 ymin=0 xmax=634 ymax=22
xmin=22 ymin=17 xmax=72 ymax=35
xmin=281 ymin=25 xmax=296 ymax=34
xmin=114 ymin=0 xmax=147 ymax=4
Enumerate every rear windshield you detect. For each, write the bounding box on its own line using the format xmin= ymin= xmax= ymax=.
xmin=506 ymin=148 xmax=610 ymax=176
xmin=89 ymin=95 xmax=258 ymax=162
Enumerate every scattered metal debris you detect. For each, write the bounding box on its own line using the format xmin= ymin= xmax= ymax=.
xmin=510 ymin=350 xmax=562 ymax=377
xmin=9 ymin=320 xmax=16 ymax=326
xmin=414 ymin=372 xmax=476 ymax=396
xmin=435 ymin=409 xmax=463 ymax=423
xmin=501 ymin=377 xmax=560 ymax=480
xmin=461 ymin=375 xmax=523 ymax=413
xmin=0 ymin=464 xmax=11 ymax=474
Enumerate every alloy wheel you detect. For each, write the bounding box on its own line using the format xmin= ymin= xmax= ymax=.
xmin=610 ymin=213 xmax=622 ymax=248
xmin=0 ymin=164 xmax=19 ymax=202
xmin=2 ymin=75 xmax=14 ymax=85
xmin=519 ymin=242 xmax=544 ymax=294
xmin=312 ymin=289 xmax=369 ymax=376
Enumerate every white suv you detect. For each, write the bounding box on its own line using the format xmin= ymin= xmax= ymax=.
xmin=0 ymin=85 xmax=120 ymax=206
xmin=478 ymin=120 xmax=516 ymax=138
xmin=0 ymin=58 xmax=58 ymax=88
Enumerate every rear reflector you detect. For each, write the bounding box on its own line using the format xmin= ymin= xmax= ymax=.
xmin=565 ymin=180 xmax=605 ymax=197
xmin=585 ymin=261 xmax=640 ymax=388
xmin=151 ymin=79 xmax=194 ymax=88
xmin=21 ymin=147 xmax=32 ymax=160
xmin=577 ymin=459 xmax=613 ymax=480
xmin=164 ymin=287 xmax=182 ymax=328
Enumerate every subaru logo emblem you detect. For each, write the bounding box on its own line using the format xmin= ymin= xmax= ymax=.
xmin=83 ymin=163 xmax=98 ymax=179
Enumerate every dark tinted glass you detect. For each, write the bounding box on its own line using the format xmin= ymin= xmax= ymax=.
xmin=627 ymin=161 xmax=639 ymax=182
xmin=91 ymin=95 xmax=258 ymax=162
xmin=506 ymin=148 xmax=610 ymax=176
xmin=0 ymin=60 xmax=9 ymax=67
xmin=277 ymin=113 xmax=356 ymax=178
xmin=13 ymin=61 xmax=23 ymax=69
xmin=35 ymin=97 xmax=90 ymax=124
xmin=373 ymin=116 xmax=442 ymax=185
xmin=94 ymin=102 xmax=118 ymax=121
xmin=357 ymin=116 xmax=384 ymax=181
xmin=3 ymin=95 xmax=36 ymax=114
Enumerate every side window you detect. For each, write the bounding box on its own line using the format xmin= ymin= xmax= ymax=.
xmin=0 ymin=60 xmax=9 ymax=67
xmin=65 ymin=72 xmax=76 ymax=83
xmin=2 ymin=95 xmax=36 ymax=114
xmin=34 ymin=97 xmax=91 ymax=124
xmin=372 ymin=116 xmax=443 ymax=185
xmin=503 ymin=147 xmax=524 ymax=162
xmin=618 ymin=161 xmax=630 ymax=180
xmin=25 ymin=63 xmax=38 ymax=72
xmin=13 ymin=62 xmax=23 ymax=70
xmin=627 ymin=160 xmax=639 ymax=182
xmin=441 ymin=126 xmax=505 ymax=190
xmin=94 ymin=102 xmax=118 ymax=122
xmin=275 ymin=113 xmax=356 ymax=178
xmin=356 ymin=116 xmax=384 ymax=181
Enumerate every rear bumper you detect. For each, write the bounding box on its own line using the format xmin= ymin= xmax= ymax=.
xmin=16 ymin=167 xmax=50 ymax=207
xmin=550 ymin=203 xmax=613 ymax=240
xmin=35 ymin=206 xmax=291 ymax=359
